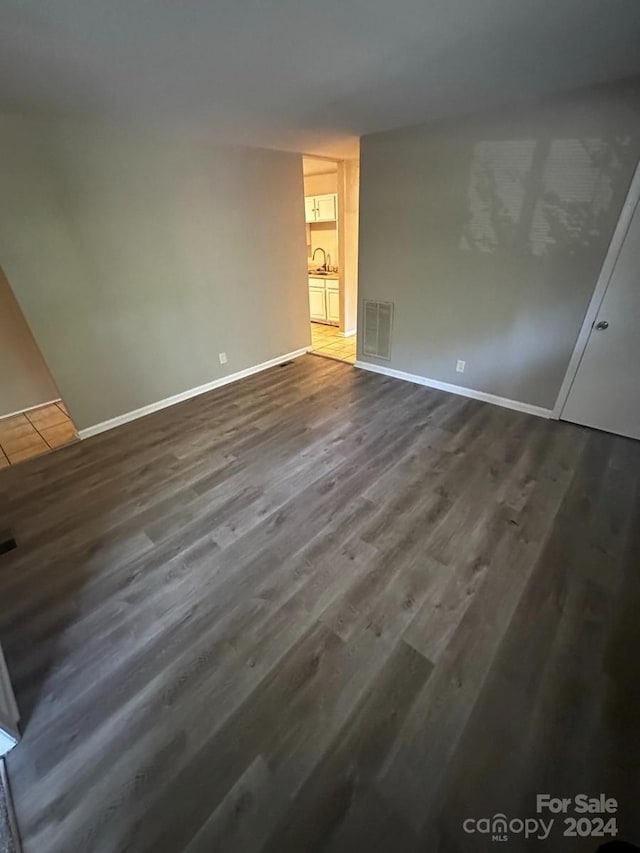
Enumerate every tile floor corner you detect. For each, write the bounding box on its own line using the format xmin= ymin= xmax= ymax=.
xmin=310 ymin=323 xmax=356 ymax=364
xmin=0 ymin=401 xmax=78 ymax=467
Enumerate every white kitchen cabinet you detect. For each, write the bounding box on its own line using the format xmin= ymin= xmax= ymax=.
xmin=304 ymin=196 xmax=318 ymax=224
xmin=315 ymin=193 xmax=337 ymax=222
xmin=309 ymin=277 xmax=340 ymax=326
xmin=309 ymin=285 xmax=328 ymax=322
xmin=304 ymin=193 xmax=337 ymax=223
xmin=326 ymin=288 xmax=340 ymax=324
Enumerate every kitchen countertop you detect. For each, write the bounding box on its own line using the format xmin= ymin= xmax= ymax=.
xmin=308 ymin=272 xmax=340 ymax=280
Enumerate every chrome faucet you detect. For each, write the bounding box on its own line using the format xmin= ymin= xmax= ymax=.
xmin=312 ymin=247 xmax=327 ymax=270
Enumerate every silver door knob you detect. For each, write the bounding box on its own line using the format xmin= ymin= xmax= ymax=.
xmin=595 ymin=320 xmax=609 ymax=330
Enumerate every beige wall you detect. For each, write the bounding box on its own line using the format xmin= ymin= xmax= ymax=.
xmin=338 ymin=160 xmax=360 ymax=334
xmin=303 ymin=172 xmax=337 ymax=196
xmin=0 ymin=117 xmax=310 ymax=431
xmin=0 ymin=265 xmax=59 ymax=418
xmin=358 ymin=79 xmax=640 ymax=409
xmin=308 ymin=223 xmax=338 ymax=267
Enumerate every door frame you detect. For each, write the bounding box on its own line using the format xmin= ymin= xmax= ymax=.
xmin=552 ymin=158 xmax=640 ymax=420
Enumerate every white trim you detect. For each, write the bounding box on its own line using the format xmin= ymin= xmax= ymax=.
xmin=552 ymin=159 xmax=640 ymax=420
xmin=0 ymin=728 xmax=17 ymax=757
xmin=0 ymin=398 xmax=62 ymax=422
xmin=339 ymin=329 xmax=357 ymax=338
xmin=354 ymin=361 xmax=552 ymax=419
xmin=79 ymin=348 xmax=311 ymax=439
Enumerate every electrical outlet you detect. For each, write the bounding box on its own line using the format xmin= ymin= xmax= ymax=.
xmin=219 ymin=352 xmax=227 ymax=365
xmin=456 ymin=360 xmax=466 ymax=373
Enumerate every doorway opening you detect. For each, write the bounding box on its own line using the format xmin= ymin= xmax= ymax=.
xmin=303 ymin=155 xmax=359 ymax=365
xmin=0 ymin=266 xmax=78 ymax=468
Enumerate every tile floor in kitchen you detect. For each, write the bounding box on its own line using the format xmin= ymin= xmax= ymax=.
xmin=309 ymin=322 xmax=356 ymax=364
xmin=0 ymin=401 xmax=78 ymax=467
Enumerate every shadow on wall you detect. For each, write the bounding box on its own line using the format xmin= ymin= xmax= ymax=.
xmin=358 ymin=95 xmax=640 ymax=411
xmin=459 ymin=136 xmax=632 ymax=257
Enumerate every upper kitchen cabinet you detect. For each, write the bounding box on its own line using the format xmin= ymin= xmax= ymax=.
xmin=315 ymin=193 xmax=337 ymax=222
xmin=305 ymin=193 xmax=337 ymax=223
xmin=304 ymin=196 xmax=317 ymax=223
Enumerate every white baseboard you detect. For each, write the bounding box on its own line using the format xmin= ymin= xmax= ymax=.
xmin=354 ymin=360 xmax=552 ymax=419
xmin=0 ymin=398 xmax=61 ymax=422
xmin=79 ymin=348 xmax=311 ymax=439
xmin=339 ymin=329 xmax=357 ymax=338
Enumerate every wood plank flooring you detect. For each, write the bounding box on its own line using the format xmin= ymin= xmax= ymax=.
xmin=0 ymin=354 xmax=639 ymax=852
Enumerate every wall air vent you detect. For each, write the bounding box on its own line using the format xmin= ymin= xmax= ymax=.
xmin=362 ymin=300 xmax=393 ymax=360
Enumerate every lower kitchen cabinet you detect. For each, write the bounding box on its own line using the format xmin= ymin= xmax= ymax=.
xmin=309 ymin=285 xmax=328 ymax=322
xmin=308 ymin=277 xmax=340 ymax=326
xmin=326 ymin=288 xmax=340 ymax=324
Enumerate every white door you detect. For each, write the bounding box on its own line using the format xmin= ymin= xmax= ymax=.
xmin=561 ymin=196 xmax=640 ymax=440
xmin=304 ymin=197 xmax=317 ymax=224
xmin=309 ymin=286 xmax=327 ymax=322
xmin=0 ymin=643 xmax=19 ymax=756
xmin=315 ymin=194 xmax=337 ymax=222
xmin=326 ymin=288 xmax=340 ymax=325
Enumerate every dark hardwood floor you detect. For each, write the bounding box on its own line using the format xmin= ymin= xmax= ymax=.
xmin=0 ymin=354 xmax=638 ymax=852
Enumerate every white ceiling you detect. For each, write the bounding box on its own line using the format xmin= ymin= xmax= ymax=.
xmin=1 ymin=0 xmax=640 ymax=158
